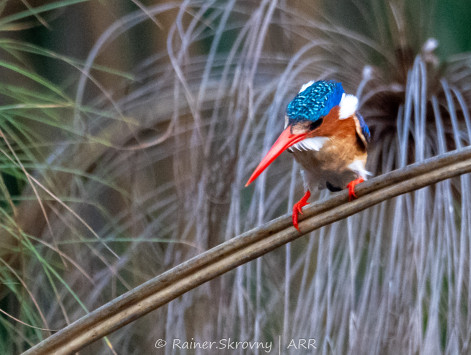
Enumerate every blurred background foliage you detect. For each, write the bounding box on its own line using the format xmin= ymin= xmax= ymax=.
xmin=1 ymin=0 xmax=471 ymax=353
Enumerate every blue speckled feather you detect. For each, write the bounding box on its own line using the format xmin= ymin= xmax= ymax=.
xmin=287 ymin=80 xmax=344 ymax=122
xmin=356 ymin=113 xmax=371 ymax=142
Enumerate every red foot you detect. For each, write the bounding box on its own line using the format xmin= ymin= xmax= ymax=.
xmin=347 ymin=178 xmax=364 ymax=201
xmin=292 ymin=190 xmax=311 ymax=231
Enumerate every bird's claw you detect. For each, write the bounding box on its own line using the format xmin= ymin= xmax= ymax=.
xmin=292 ymin=190 xmax=311 ymax=231
xmin=347 ymin=178 xmax=364 ymax=201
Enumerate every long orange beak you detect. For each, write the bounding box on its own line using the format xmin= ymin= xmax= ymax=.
xmin=245 ymin=126 xmax=307 ymax=186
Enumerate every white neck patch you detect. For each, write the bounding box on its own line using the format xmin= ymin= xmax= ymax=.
xmin=339 ymin=93 xmax=358 ymax=119
xmin=290 ymin=137 xmax=329 ymax=152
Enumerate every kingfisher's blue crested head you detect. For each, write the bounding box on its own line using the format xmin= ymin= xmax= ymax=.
xmin=286 ymin=80 xmax=344 ymax=124
xmin=245 ymin=79 xmax=365 ymax=187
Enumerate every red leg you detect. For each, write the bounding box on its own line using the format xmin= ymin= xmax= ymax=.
xmin=347 ymin=178 xmax=364 ymax=201
xmin=292 ymin=190 xmax=311 ymax=231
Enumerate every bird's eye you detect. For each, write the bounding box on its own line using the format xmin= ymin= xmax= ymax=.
xmin=309 ymin=118 xmax=323 ymax=131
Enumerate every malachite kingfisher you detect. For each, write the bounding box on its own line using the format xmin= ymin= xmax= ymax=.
xmin=245 ymin=80 xmax=371 ymax=231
